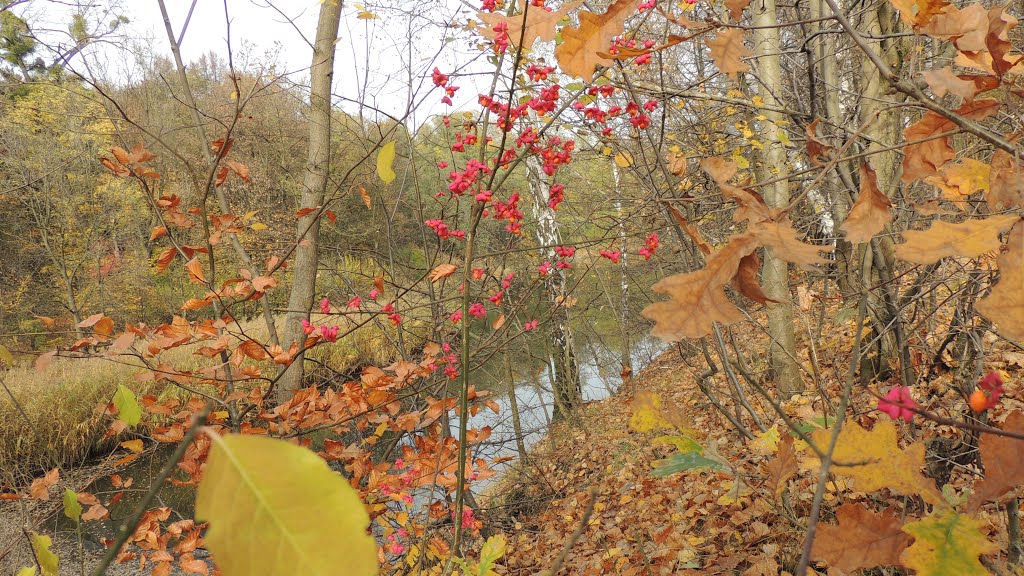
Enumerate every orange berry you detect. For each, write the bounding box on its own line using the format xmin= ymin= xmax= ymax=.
xmin=969 ymin=389 xmax=988 ymax=413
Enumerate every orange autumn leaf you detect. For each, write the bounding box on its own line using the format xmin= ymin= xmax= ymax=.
xmin=359 ymin=185 xmax=372 ymax=209
xmin=185 ymin=257 xmax=206 ymax=284
xmin=724 ymin=0 xmax=750 ymax=21
xmin=554 ymin=0 xmax=640 ymax=81
xmin=764 ymin=433 xmax=797 ymax=496
xmin=155 ymin=247 xmax=176 ymax=273
xmin=429 ymin=263 xmax=458 ymax=283
xmin=748 ymin=219 xmax=833 ymax=265
xmin=977 ymin=221 xmax=1024 ymax=341
xmin=120 ymin=439 xmax=144 ymax=453
xmin=706 ymin=28 xmax=751 ymax=80
xmin=841 ymin=163 xmax=892 ymax=244
xmin=669 ymin=206 xmax=711 ymax=256
xmin=894 ymin=214 xmax=1021 ymax=264
xmin=988 ymin=147 xmax=1024 ymax=210
xmin=925 ymin=157 xmax=991 ymax=204
xmin=921 ymin=66 xmax=985 ymax=101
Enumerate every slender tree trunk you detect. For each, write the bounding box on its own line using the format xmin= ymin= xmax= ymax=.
xmin=277 ymin=1 xmax=343 ymax=403
xmin=525 ymin=156 xmax=580 ymax=418
xmin=751 ymin=0 xmax=803 ymax=397
xmin=810 ymin=0 xmax=857 ymax=302
xmin=612 ymin=163 xmax=632 ymax=381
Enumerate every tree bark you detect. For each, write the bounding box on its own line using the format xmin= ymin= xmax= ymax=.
xmin=525 ymin=155 xmax=581 ymax=418
xmin=276 ymin=1 xmax=343 ymax=403
xmin=751 ymin=0 xmax=803 ymax=398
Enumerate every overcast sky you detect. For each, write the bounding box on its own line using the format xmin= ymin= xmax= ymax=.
xmin=26 ymin=0 xmax=494 ymax=124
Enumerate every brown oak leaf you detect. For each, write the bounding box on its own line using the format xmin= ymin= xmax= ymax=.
xmin=841 ymin=163 xmax=892 ymax=244
xmin=968 ymin=411 xmax=1024 ymax=510
xmin=810 ymin=504 xmax=913 ymax=572
xmin=894 ymin=214 xmax=1021 ymax=264
xmin=977 ymin=222 xmax=1024 ymax=342
xmin=642 ymin=232 xmax=759 ymax=341
xmin=478 ymin=0 xmax=584 ymax=50
xmin=706 ymin=29 xmax=751 ymax=80
xmin=554 ymin=0 xmax=639 ymax=81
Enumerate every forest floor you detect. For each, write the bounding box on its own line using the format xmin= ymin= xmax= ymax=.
xmin=4 ymin=311 xmax=1024 ymax=575
xmin=483 ymin=319 xmax=1024 ymax=576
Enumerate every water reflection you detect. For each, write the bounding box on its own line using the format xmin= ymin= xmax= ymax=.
xmin=458 ymin=335 xmax=666 ymax=482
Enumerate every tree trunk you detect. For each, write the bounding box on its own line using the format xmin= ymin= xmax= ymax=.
xmin=276 ymin=1 xmax=343 ymax=403
xmin=525 ymin=156 xmax=580 ymax=419
xmin=751 ymin=0 xmax=803 ymax=398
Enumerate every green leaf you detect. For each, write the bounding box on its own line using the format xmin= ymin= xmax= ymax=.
xmin=900 ymin=508 xmax=997 ymax=576
xmin=477 ymin=535 xmax=507 ymax=576
xmin=30 ymin=533 xmax=58 ymax=576
xmin=112 ymin=384 xmax=141 ymax=426
xmin=195 ymin=434 xmax=378 ymax=576
xmin=376 ymin=141 xmax=396 ymax=184
xmin=63 ymin=489 xmax=82 ymax=524
xmin=652 ymin=452 xmax=728 ymax=477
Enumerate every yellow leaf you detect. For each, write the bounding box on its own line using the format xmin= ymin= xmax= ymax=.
xmin=377 ymin=141 xmax=397 ymax=184
xmin=810 ymin=420 xmax=943 ymax=505
xmin=629 ymin=392 xmax=672 ymax=433
xmin=195 ymin=434 xmax=377 ymax=576
xmin=751 ymin=95 xmax=764 ymax=107
xmin=749 ymin=424 xmax=780 ymax=455
xmin=614 ymin=151 xmax=633 ymax=168
xmin=120 ymin=439 xmax=144 ymax=453
xmin=900 ymin=508 xmax=997 ymax=576
xmin=251 ymin=222 xmax=268 ymax=231
xmin=30 ymin=533 xmax=58 ymax=576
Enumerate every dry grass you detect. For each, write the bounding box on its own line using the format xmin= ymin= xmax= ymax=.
xmin=0 ymin=309 xmax=431 ymax=486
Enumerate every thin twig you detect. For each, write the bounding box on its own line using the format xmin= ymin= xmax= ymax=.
xmin=541 ymin=487 xmax=598 ymax=576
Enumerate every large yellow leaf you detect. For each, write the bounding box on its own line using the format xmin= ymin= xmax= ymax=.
xmin=376 ymin=141 xmax=396 ymax=184
xmin=900 ymin=508 xmax=997 ymax=576
xmin=810 ymin=420 xmax=943 ymax=505
xmin=196 ymin=434 xmax=378 ymax=576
